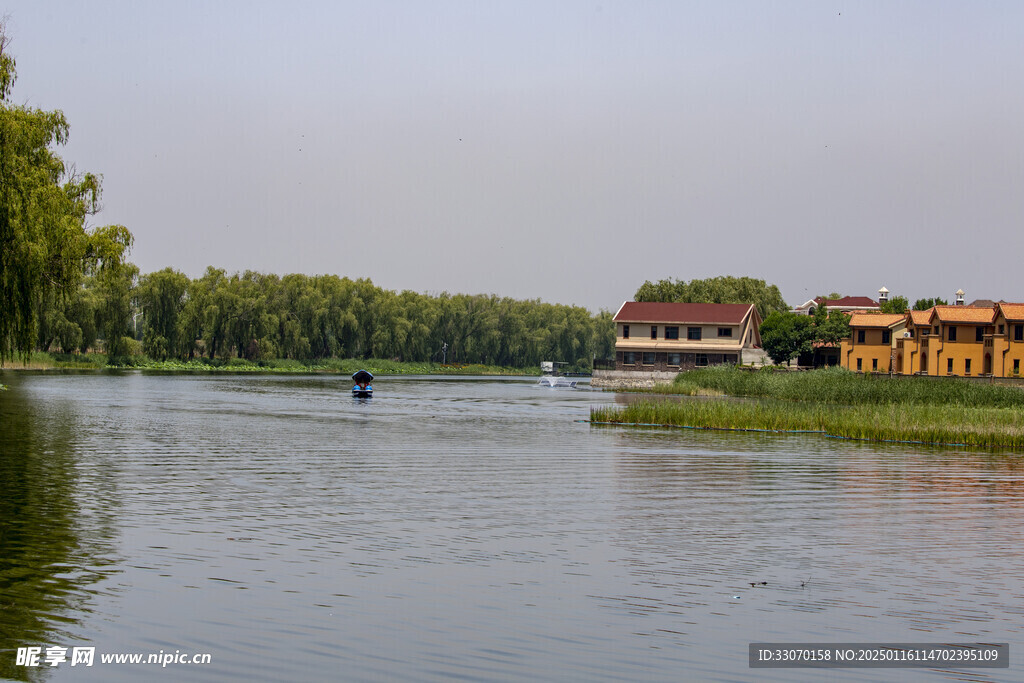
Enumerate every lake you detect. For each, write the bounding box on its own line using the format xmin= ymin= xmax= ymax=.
xmin=1 ymin=373 xmax=1022 ymax=681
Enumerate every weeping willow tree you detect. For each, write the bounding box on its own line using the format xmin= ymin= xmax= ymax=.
xmin=0 ymin=22 xmax=133 ymax=362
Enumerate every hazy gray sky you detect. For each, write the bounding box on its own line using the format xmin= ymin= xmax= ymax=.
xmin=4 ymin=1 xmax=1023 ymax=311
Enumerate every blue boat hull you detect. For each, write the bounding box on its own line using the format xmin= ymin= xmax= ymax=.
xmin=352 ymin=370 xmax=374 ymax=397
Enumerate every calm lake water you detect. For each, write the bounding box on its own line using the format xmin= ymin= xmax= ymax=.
xmin=1 ymin=373 xmax=1022 ymax=682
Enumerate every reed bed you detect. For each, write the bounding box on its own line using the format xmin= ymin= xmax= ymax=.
xmin=656 ymin=365 xmax=1024 ymax=409
xmin=590 ymin=398 xmax=1024 ymax=449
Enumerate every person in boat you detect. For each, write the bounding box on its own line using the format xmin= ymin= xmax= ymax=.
xmin=352 ymin=370 xmax=373 ymax=394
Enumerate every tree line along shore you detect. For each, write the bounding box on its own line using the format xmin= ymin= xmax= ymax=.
xmin=22 ymin=267 xmax=616 ymax=373
xmin=2 ymin=23 xmax=621 ymax=373
xmin=591 ymin=366 xmax=1024 ymax=449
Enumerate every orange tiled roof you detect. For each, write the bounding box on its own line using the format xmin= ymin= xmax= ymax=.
xmin=908 ymin=309 xmax=932 ymax=326
xmin=848 ymin=313 xmax=907 ymax=328
xmin=931 ymin=305 xmax=995 ymax=324
xmin=998 ymin=303 xmax=1024 ymax=321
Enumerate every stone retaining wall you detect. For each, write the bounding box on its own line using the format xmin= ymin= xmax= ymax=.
xmin=591 ymin=369 xmax=679 ymax=390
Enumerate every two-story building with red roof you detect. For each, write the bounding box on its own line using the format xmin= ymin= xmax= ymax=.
xmin=612 ymin=302 xmax=762 ymax=372
xmin=793 ymin=291 xmax=883 ymax=316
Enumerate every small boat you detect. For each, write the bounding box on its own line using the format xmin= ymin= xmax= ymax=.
xmin=352 ymin=370 xmax=374 ymax=397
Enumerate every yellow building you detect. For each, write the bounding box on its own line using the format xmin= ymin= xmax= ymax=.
xmin=992 ymin=303 xmax=1024 ymax=377
xmin=840 ymin=313 xmax=907 ymax=373
xmin=917 ymin=306 xmax=995 ymax=377
xmin=845 ymin=301 xmax=1024 ymax=378
xmin=894 ymin=310 xmax=932 ymax=375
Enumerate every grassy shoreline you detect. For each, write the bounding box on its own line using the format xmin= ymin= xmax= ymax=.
xmin=0 ymin=352 xmax=532 ymax=376
xmin=657 ymin=365 xmax=1024 ymax=407
xmin=592 ymin=366 xmax=1024 ymax=449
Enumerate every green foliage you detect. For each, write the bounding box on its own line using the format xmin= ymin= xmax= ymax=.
xmin=634 ymin=275 xmax=789 ymax=319
xmin=879 ymin=295 xmax=909 ymax=314
xmin=0 ymin=24 xmax=133 ymax=361
xmin=136 ymin=267 xmax=189 ymax=359
xmin=96 ymin=263 xmax=138 ymax=364
xmin=759 ymin=311 xmax=813 ymax=365
xmin=47 ymin=268 xmax=616 ymax=370
xmin=811 ymin=305 xmax=851 ymax=347
xmin=913 ymin=297 xmax=949 ymax=310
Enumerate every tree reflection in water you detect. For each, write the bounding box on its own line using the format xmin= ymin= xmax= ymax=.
xmin=0 ymin=376 xmax=118 ymax=682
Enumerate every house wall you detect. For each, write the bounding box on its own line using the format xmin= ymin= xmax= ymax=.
xmin=922 ymin=324 xmax=991 ymax=377
xmin=618 ymin=323 xmax=741 ymax=346
xmin=997 ymin=319 xmax=1024 ymax=377
xmin=615 ymin=350 xmax=739 ymax=372
xmin=894 ymin=339 xmax=911 ymax=375
xmin=841 ymin=327 xmax=899 ymax=373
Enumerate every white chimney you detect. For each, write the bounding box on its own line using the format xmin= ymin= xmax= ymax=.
xmin=955 ymin=289 xmax=965 ymax=306
xmin=878 ymin=286 xmax=889 ymax=304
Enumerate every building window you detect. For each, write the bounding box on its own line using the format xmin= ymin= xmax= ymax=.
xmin=872 ymin=358 xmax=878 ymax=371
xmin=856 ymin=358 xmax=862 ymax=371
xmin=1015 ymin=359 xmax=1021 ymax=374
xmin=688 ymin=327 xmax=702 ymax=340
xmin=651 ymin=326 xmax=657 ymax=340
xmin=947 ymin=358 xmax=954 ymax=374
xmin=949 ymin=326 xmax=957 ymax=342
xmin=908 ymin=329 xmax=914 ymax=338
xmin=724 ymin=354 xmax=737 ymax=364
xmin=622 ymin=325 xmax=629 ymax=339
xmin=857 ymin=330 xmax=865 ymax=344
xmin=623 ymin=352 xmax=636 ymax=365
xmin=665 ymin=326 xmax=679 ymax=340
xmin=965 ymin=358 xmax=972 ymax=374
xmin=667 ymin=353 xmax=681 ymax=366
xmin=976 ymin=326 xmax=984 ymax=342
xmin=998 ymin=324 xmax=1005 ymax=334
xmin=1016 ymin=325 xmax=1024 ymax=342
xmin=642 ymin=352 xmax=656 ymax=365
xmin=717 ymin=327 xmax=732 ymax=338
xmin=881 ymin=330 xmax=891 ymax=344
xmin=695 ymin=353 xmax=708 ymax=367
xmin=934 ymin=326 xmax=940 ymax=335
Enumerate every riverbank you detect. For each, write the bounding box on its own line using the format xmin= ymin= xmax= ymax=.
xmin=0 ymin=353 xmax=531 ymax=376
xmin=591 ymin=366 xmax=1024 ymax=449
xmin=591 ymin=399 xmax=1024 ymax=449
xmin=659 ymin=365 xmax=1024 ymax=407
